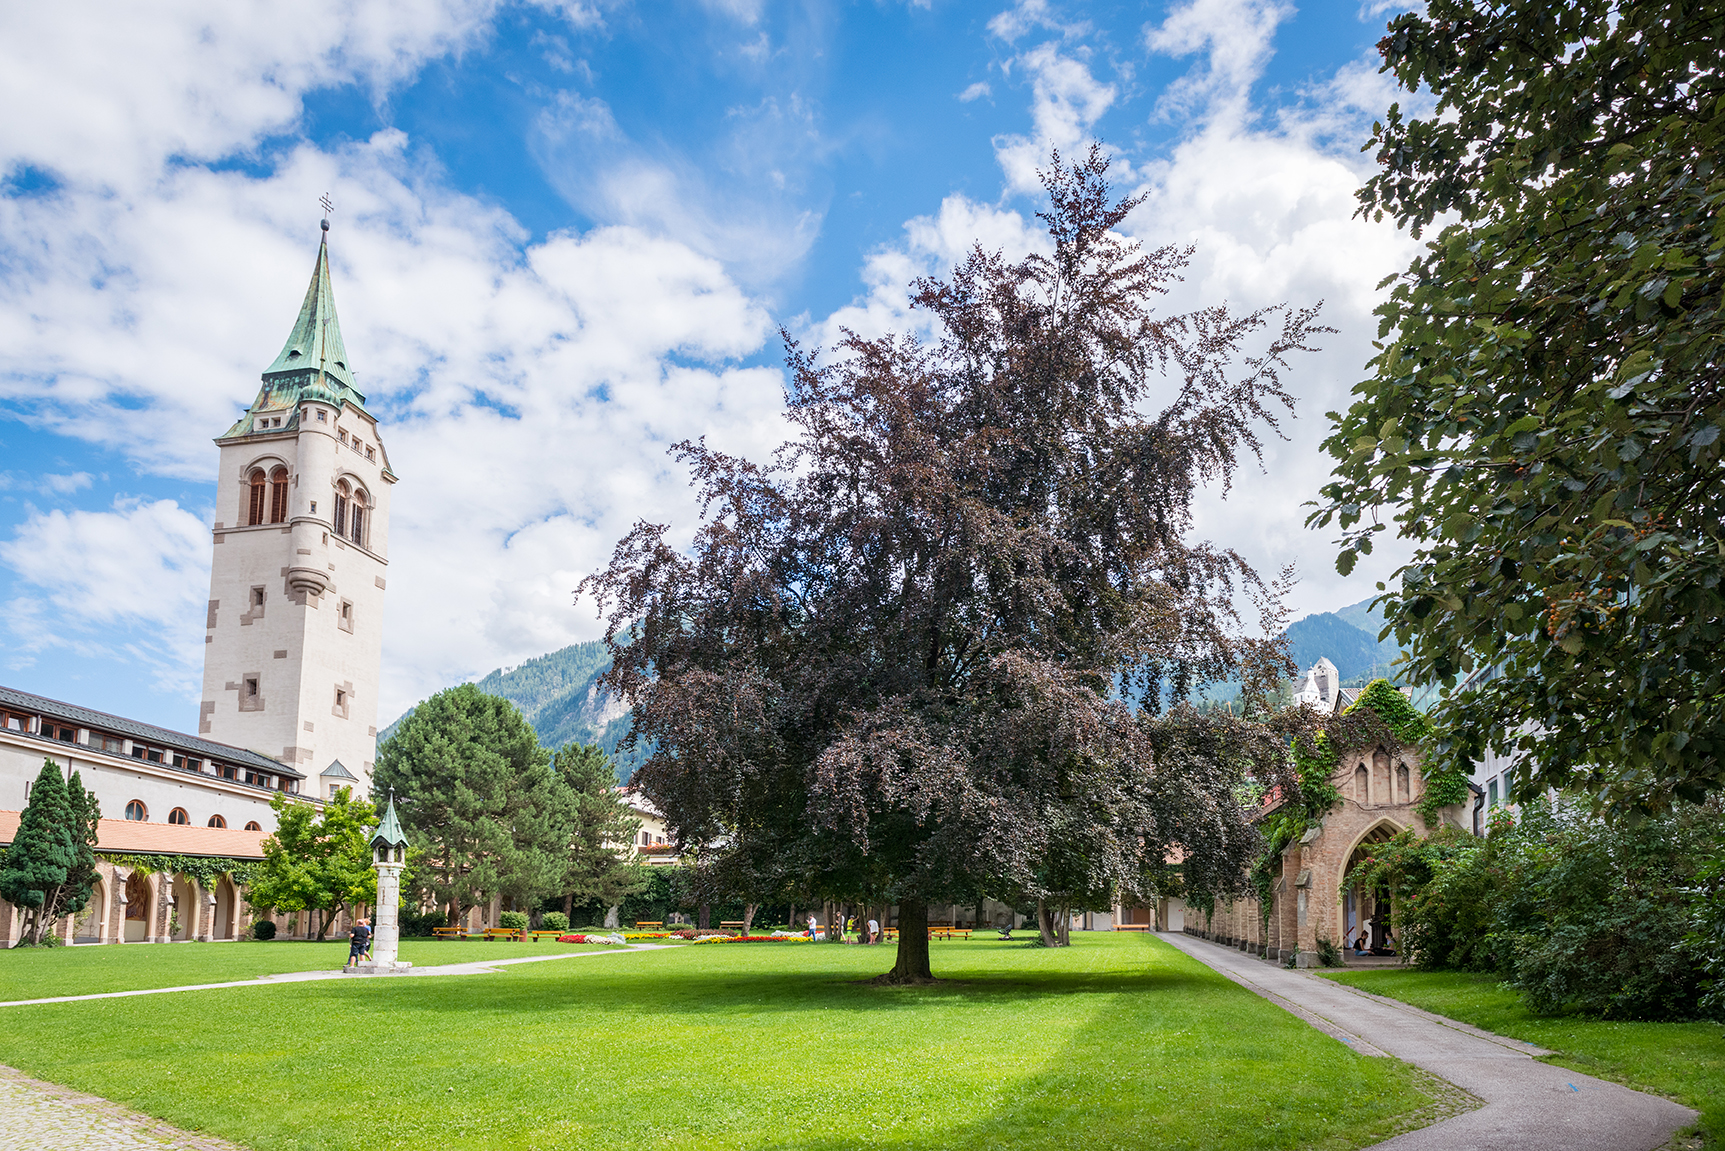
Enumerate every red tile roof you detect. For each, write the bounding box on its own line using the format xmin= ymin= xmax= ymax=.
xmin=0 ymin=812 xmax=269 ymax=860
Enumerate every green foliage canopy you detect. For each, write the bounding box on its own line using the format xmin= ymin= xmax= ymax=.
xmin=1311 ymin=0 xmax=1725 ymax=814
xmin=245 ymin=787 xmax=377 ymax=941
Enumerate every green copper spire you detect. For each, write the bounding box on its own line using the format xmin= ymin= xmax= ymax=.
xmin=220 ymin=225 xmax=371 ymax=442
xmin=264 ymin=229 xmax=355 ymax=392
xmin=372 ymin=793 xmax=408 ymax=851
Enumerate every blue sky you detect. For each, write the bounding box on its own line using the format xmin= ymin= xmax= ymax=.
xmin=0 ymin=0 xmax=1418 ymax=733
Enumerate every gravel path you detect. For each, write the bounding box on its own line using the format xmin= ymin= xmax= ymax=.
xmin=1163 ymin=932 xmax=1698 ymax=1151
xmin=0 ymin=1064 xmax=244 ymax=1151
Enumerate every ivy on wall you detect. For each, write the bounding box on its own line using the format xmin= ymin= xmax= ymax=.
xmin=97 ymin=853 xmax=260 ymax=892
xmin=1249 ymin=679 xmax=1447 ymax=915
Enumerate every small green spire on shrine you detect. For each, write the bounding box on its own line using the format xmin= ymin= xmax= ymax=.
xmin=262 ymin=228 xmax=355 ymax=392
xmin=372 ymin=792 xmax=408 ymax=851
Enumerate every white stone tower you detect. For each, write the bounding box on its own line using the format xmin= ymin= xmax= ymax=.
xmin=198 ymin=222 xmax=394 ymax=796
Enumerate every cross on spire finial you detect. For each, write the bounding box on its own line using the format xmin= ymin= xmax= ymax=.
xmin=319 ymin=192 xmax=333 ymax=232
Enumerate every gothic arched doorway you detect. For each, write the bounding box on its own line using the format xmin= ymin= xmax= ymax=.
xmin=1342 ymin=821 xmax=1402 ymax=955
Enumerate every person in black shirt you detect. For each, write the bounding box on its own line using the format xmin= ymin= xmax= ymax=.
xmin=346 ymin=918 xmax=371 ymax=969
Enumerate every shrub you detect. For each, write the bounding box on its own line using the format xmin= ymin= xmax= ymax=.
xmin=539 ymin=911 xmax=569 ymax=932
xmin=1315 ymin=937 xmax=1341 ymax=967
xmin=251 ymin=919 xmax=278 ymax=941
xmin=398 ymin=909 xmax=448 ymax=937
xmin=499 ymin=911 xmax=529 ymax=931
xmin=1373 ymin=798 xmax=1723 ymax=1020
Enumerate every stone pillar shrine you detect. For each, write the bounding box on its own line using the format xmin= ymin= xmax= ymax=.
xmin=353 ymin=796 xmax=411 ymax=973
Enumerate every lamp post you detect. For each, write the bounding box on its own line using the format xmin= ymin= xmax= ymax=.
xmin=359 ymin=793 xmax=412 ymax=972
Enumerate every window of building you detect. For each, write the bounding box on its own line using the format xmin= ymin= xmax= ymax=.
xmin=244 ymin=820 xmax=261 ymax=831
xmin=214 ymin=763 xmax=236 ymax=780
xmin=131 ymin=744 xmax=164 ymax=763
xmin=365 ymin=446 xmax=375 ymax=462
xmin=172 ymin=754 xmax=202 ymax=772
xmin=269 ymin=467 xmax=288 ymax=523
xmin=335 ymin=688 xmax=346 ymax=708
xmin=338 ymin=600 xmax=354 ymax=633
xmin=349 ymin=490 xmax=367 ymax=546
xmin=42 ymin=722 xmax=76 ymax=742
xmin=247 ymin=468 xmax=267 ymax=526
xmin=252 ymin=587 xmax=265 ymax=608
xmin=246 ymin=677 xmax=258 ymax=698
xmin=1488 ymin=778 xmax=1499 ymax=807
xmin=339 ymin=429 xmax=349 ymax=444
xmin=96 ymin=733 xmax=124 ymax=754
xmin=208 ymin=814 xmax=227 ymax=828
xmin=316 ymin=410 xmax=326 ymax=422
xmin=168 ymin=807 xmax=189 ymax=825
xmin=1 ymin=712 xmax=22 ymax=731
xmin=125 ymin=800 xmax=147 ymax=821
xmin=333 ymin=481 xmax=349 ymax=536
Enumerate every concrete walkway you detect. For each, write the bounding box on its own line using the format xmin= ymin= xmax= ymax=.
xmin=1163 ymin=933 xmax=1697 ymax=1151
xmin=0 ymin=944 xmax=669 ymax=1009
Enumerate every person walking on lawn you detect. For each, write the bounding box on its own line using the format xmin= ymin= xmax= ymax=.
xmin=346 ymin=918 xmax=371 ymax=969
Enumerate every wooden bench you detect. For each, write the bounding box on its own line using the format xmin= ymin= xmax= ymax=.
xmin=633 ymin=921 xmax=663 ymax=931
xmin=928 ymin=925 xmax=972 ymax=940
xmin=719 ymin=921 xmax=748 ymax=934
xmin=482 ymin=927 xmax=523 ymax=941
xmin=1112 ymin=924 xmax=1153 ymax=932
xmin=432 ymin=927 xmax=468 ymax=940
xmin=528 ymin=929 xmax=570 ymax=941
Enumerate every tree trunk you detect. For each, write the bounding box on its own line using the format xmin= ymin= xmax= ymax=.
xmin=698 ymin=902 xmax=710 ymax=930
xmin=974 ymin=895 xmax=985 ymax=930
xmin=1036 ymin=899 xmax=1058 ymax=947
xmin=742 ymin=903 xmax=757 ymax=935
xmin=878 ymin=898 xmax=934 ymax=982
xmin=563 ymin=893 xmax=573 ymax=919
xmin=1058 ymin=907 xmax=1070 ymax=947
xmin=788 ymin=904 xmax=796 ymax=934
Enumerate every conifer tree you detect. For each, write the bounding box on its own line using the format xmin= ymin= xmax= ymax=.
xmin=374 ymin=685 xmax=579 ymax=926
xmin=0 ymin=761 xmax=75 ymax=946
xmin=553 ymin=743 xmax=645 ymax=919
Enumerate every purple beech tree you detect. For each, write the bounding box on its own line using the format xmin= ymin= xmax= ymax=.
xmin=582 ymin=149 xmax=1325 ymax=981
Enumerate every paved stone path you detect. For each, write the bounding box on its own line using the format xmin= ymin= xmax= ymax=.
xmin=0 ymin=943 xmax=668 ymax=1009
xmin=0 ymin=1064 xmax=245 ymax=1151
xmin=1164 ymin=932 xmax=1698 ymax=1151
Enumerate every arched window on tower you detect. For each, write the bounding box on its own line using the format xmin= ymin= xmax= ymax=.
xmin=244 ymin=821 xmax=262 ymax=831
xmin=125 ymin=800 xmax=147 ymax=821
xmin=268 ymin=467 xmax=288 ymax=523
xmin=333 ymin=481 xmax=349 ymax=537
xmin=349 ymin=490 xmax=367 ymax=546
xmin=168 ymin=807 xmax=189 ymax=825
xmin=247 ymin=469 xmax=267 ymax=526
xmin=207 ymin=814 xmax=227 ymax=828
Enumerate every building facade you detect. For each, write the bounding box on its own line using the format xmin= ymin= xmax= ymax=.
xmin=1 ymin=226 xmax=390 ymax=946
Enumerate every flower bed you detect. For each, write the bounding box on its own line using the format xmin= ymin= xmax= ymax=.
xmin=556 ymin=933 xmax=627 ymax=945
xmin=690 ymin=934 xmax=811 ymax=944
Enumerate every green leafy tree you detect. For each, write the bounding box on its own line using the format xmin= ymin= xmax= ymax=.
xmin=246 ymin=787 xmax=378 ymax=940
xmin=1312 ymin=0 xmax=1725 ymax=814
xmin=374 ymin=685 xmax=578 ymax=926
xmin=0 ymin=760 xmax=93 ymax=946
xmin=552 ymin=743 xmax=644 ymax=919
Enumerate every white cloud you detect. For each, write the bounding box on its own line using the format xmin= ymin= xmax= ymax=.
xmin=992 ymin=42 xmax=1117 ymax=194
xmin=1145 ymin=0 xmax=1294 ymax=125
xmin=0 ymin=498 xmax=211 ymax=691
xmin=0 ymin=0 xmax=501 ymax=192
xmin=959 ymin=82 xmax=993 ymax=103
xmin=529 ymin=90 xmax=824 ymax=288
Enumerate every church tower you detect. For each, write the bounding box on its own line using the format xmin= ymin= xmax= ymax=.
xmin=198 ymin=222 xmax=394 ymax=798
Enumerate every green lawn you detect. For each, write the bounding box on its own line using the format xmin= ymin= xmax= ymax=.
xmin=0 ymin=934 xmax=1451 ymax=1150
xmin=0 ymin=938 xmax=615 ymax=1001
xmin=1324 ymin=969 xmax=1723 ymax=1146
